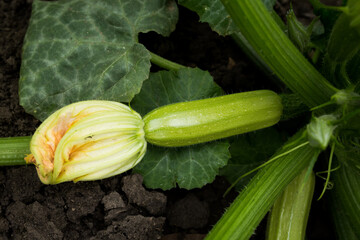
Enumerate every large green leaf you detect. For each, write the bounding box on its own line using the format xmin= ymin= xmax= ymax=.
xmin=132 ymin=68 xmax=230 ymax=190
xmin=20 ymin=0 xmax=178 ymax=121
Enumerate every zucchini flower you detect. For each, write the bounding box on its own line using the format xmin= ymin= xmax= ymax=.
xmin=25 ymin=101 xmax=146 ymax=184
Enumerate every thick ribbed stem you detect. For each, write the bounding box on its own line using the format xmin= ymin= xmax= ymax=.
xmin=206 ymin=131 xmax=320 ymax=240
xmin=221 ymin=0 xmax=338 ymax=108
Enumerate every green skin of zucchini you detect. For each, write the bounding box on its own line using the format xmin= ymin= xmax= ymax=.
xmin=143 ymin=90 xmax=283 ymax=147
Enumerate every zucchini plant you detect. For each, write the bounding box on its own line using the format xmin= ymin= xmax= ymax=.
xmin=203 ymin=0 xmax=360 ymax=239
xmin=0 ymin=0 xmax=359 ymax=239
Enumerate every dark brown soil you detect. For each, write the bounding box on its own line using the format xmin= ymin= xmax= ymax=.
xmin=0 ymin=0 xmax=337 ymax=239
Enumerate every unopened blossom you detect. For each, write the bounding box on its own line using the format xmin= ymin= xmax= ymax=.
xmin=25 ymin=101 xmax=146 ymax=184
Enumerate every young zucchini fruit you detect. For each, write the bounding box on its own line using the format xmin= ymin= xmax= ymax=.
xmin=267 ymin=169 xmax=315 ymax=240
xmin=143 ymin=90 xmax=283 ymax=147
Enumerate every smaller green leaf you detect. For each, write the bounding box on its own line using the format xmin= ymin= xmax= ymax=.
xmin=134 ymin=142 xmax=230 ymax=190
xmin=131 ymin=68 xmax=223 ymax=115
xmin=220 ymin=128 xmax=284 ymax=190
xmin=179 ymin=0 xmax=277 ymax=36
xmin=178 ymin=0 xmax=237 ymax=36
xmin=132 ymin=68 xmax=228 ymax=190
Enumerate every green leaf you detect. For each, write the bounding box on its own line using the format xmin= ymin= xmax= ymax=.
xmin=178 ymin=0 xmax=237 ymax=36
xmin=131 ymin=68 xmax=223 ymax=115
xmin=19 ymin=0 xmax=178 ymax=121
xmin=220 ymin=128 xmax=284 ymax=190
xmin=132 ymin=68 xmax=228 ymax=190
xmin=134 ymin=142 xmax=230 ymax=190
xmin=178 ymin=0 xmax=276 ymax=36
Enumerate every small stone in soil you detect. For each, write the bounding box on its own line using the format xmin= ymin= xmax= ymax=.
xmin=102 ymin=191 xmax=126 ymax=211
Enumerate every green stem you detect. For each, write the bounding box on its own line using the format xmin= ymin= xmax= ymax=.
xmin=221 ymin=0 xmax=338 ymax=108
xmin=149 ymin=52 xmax=186 ymax=71
xmin=0 ymin=136 xmax=31 ymax=166
xmin=206 ymin=130 xmax=321 ymax=240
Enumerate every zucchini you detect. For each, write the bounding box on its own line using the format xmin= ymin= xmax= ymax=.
xmin=143 ymin=90 xmax=282 ymax=147
xmin=267 ymin=169 xmax=315 ymax=240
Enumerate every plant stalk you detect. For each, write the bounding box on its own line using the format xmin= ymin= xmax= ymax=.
xmin=0 ymin=136 xmax=31 ymax=166
xmin=149 ymin=52 xmax=186 ymax=71
xmin=221 ymin=0 xmax=338 ymax=108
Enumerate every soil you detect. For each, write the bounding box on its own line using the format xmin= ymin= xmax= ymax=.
xmin=0 ymin=0 xmax=339 ymax=239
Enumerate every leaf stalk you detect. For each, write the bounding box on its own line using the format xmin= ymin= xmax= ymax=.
xmin=149 ymin=52 xmax=186 ymax=71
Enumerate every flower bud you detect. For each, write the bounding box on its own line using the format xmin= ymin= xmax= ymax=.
xmin=25 ymin=101 xmax=146 ymax=184
xmin=307 ymin=115 xmax=337 ymax=150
